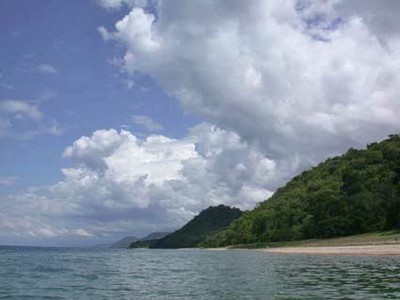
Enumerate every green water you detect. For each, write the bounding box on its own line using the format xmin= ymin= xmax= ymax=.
xmin=0 ymin=246 xmax=399 ymax=299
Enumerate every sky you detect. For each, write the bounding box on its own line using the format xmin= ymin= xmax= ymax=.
xmin=1 ymin=0 xmax=400 ymax=246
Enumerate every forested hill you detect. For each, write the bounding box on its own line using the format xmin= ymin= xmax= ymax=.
xmin=202 ymin=134 xmax=400 ymax=247
xmin=151 ymin=205 xmax=242 ymax=248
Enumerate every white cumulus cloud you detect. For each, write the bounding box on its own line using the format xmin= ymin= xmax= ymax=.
xmin=0 ymin=176 xmax=18 ymax=186
xmin=97 ymin=0 xmax=148 ymax=10
xmin=36 ymin=64 xmax=58 ymax=74
xmin=0 ymin=126 xmax=275 ymax=243
xmin=0 ymin=99 xmax=61 ymax=139
xmin=0 ymin=100 xmax=42 ymax=120
xmin=99 ymin=0 xmax=400 ymax=179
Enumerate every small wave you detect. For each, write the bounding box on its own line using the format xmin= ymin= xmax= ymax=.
xmin=75 ymin=273 xmax=99 ymax=280
xmin=33 ymin=265 xmax=71 ymax=273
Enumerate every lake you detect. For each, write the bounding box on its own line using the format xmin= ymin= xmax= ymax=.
xmin=1 ymin=246 xmax=399 ymax=299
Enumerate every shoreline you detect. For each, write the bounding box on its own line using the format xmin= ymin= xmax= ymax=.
xmin=202 ymin=231 xmax=400 ymax=256
xmin=260 ymin=244 xmax=400 ymax=256
xmin=204 ymin=244 xmax=400 ymax=256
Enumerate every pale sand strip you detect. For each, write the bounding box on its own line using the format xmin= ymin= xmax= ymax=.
xmin=261 ymin=244 xmax=400 ymax=256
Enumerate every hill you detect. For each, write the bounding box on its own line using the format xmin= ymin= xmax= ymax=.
xmin=129 ymin=232 xmax=170 ymax=248
xmin=110 ymin=236 xmax=138 ymax=248
xmin=139 ymin=232 xmax=170 ymax=241
xmin=202 ymin=134 xmax=400 ymax=247
xmin=151 ymin=205 xmax=242 ymax=248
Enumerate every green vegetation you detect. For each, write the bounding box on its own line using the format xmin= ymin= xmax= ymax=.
xmin=202 ymin=134 xmax=400 ymax=247
xmin=151 ymin=205 xmax=242 ymax=248
xmin=230 ymin=230 xmax=400 ymax=249
xmin=130 ymin=239 xmax=159 ymax=248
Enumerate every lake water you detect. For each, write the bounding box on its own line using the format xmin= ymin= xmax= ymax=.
xmin=1 ymin=246 xmax=400 ymax=299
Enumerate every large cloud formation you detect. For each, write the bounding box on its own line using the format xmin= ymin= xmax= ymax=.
xmin=3 ymin=0 xmax=400 ymax=244
xmin=0 ymin=125 xmax=274 ymax=244
xmin=100 ymin=0 xmax=400 ymax=170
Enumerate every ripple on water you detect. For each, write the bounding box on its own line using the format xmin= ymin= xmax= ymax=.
xmin=1 ymin=247 xmax=400 ymax=299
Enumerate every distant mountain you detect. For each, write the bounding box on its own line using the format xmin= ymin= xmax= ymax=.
xmin=110 ymin=236 xmax=138 ymax=248
xmin=139 ymin=232 xmax=170 ymax=241
xmin=129 ymin=239 xmax=158 ymax=248
xmin=129 ymin=232 xmax=171 ymax=248
xmin=151 ymin=205 xmax=242 ymax=249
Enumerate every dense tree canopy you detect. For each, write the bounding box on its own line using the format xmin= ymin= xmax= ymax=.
xmin=151 ymin=205 xmax=242 ymax=248
xmin=202 ymin=135 xmax=400 ymax=247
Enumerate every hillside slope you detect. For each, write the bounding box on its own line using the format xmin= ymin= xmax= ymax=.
xmin=139 ymin=232 xmax=170 ymax=241
xmin=151 ymin=205 xmax=242 ymax=248
xmin=202 ymin=134 xmax=400 ymax=247
xmin=129 ymin=232 xmax=170 ymax=248
xmin=110 ymin=236 xmax=138 ymax=248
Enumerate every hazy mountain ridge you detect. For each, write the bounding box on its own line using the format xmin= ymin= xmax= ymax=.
xmin=111 ymin=232 xmax=171 ymax=249
xmin=129 ymin=232 xmax=171 ymax=248
xmin=139 ymin=232 xmax=170 ymax=241
xmin=110 ymin=236 xmax=139 ymax=248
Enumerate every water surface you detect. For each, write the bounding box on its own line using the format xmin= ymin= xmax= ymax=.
xmin=1 ymin=246 xmax=399 ymax=299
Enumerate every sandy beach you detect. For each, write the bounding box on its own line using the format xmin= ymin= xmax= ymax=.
xmin=261 ymin=244 xmax=400 ymax=256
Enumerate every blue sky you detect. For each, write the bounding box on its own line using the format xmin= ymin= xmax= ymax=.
xmin=0 ymin=0 xmax=197 ymax=194
xmin=1 ymin=0 xmax=400 ymax=246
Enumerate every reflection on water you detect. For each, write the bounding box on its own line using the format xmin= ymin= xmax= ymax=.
xmin=0 ymin=246 xmax=399 ymax=299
